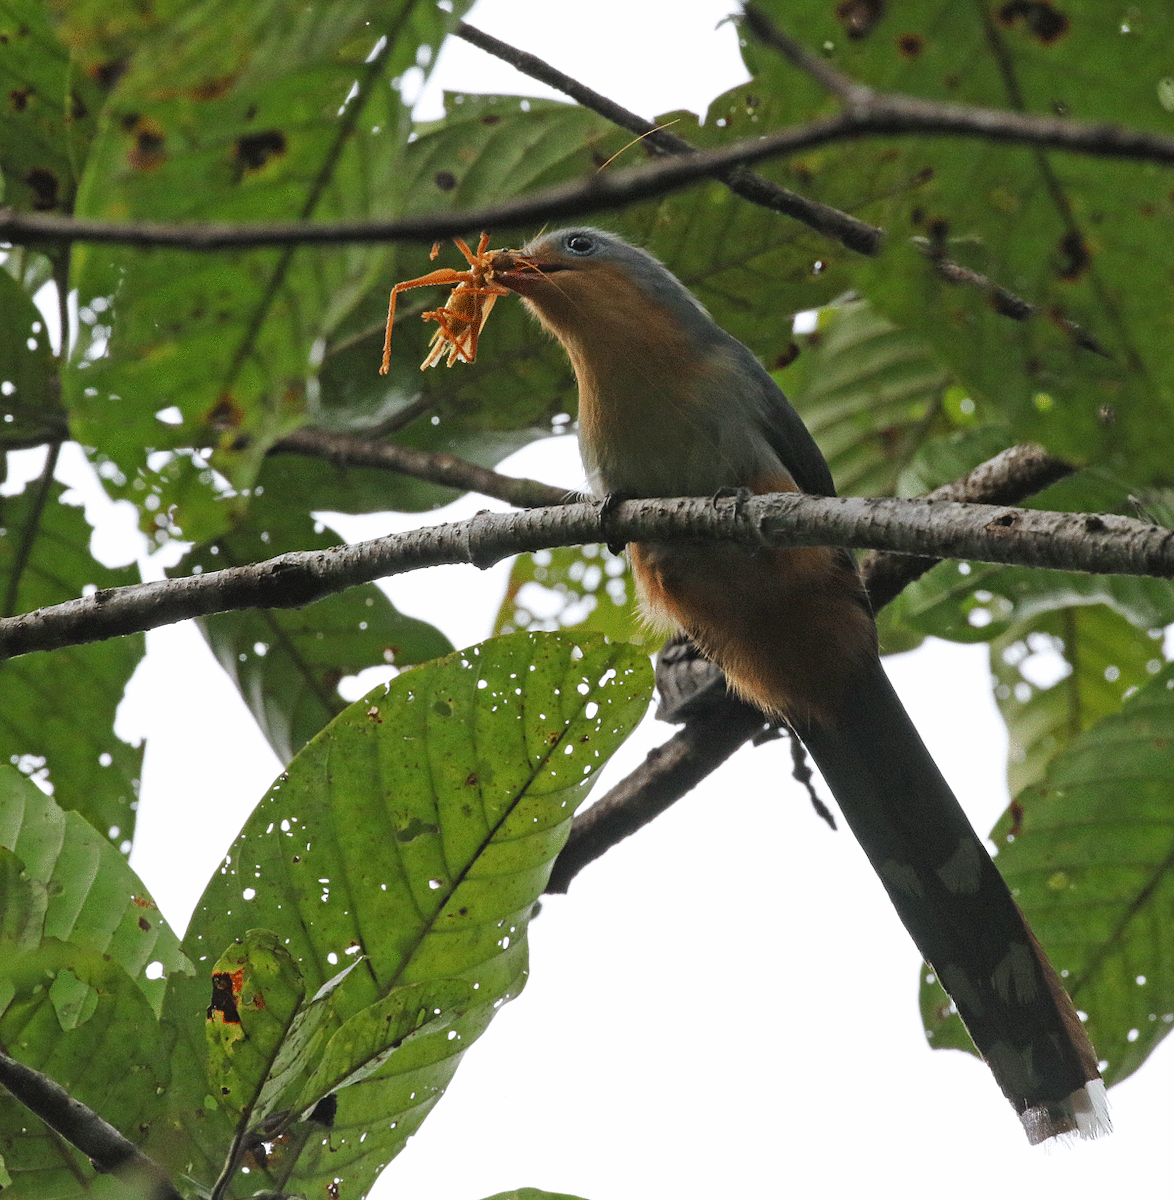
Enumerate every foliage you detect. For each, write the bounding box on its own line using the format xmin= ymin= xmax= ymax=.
xmin=2 ymin=0 xmax=1174 ymax=1196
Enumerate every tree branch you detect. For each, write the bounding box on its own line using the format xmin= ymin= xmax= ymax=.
xmin=1 ymin=490 xmax=1169 ymax=661
xmin=3 ymin=86 xmax=1172 ymax=252
xmin=859 ymin=442 xmax=1075 ymax=610
xmin=545 ymin=697 xmax=768 ymax=894
xmin=455 ymin=20 xmax=883 ymax=256
xmin=268 ymin=427 xmax=568 ymax=508
xmin=0 ymin=1051 xmax=184 ymax=1200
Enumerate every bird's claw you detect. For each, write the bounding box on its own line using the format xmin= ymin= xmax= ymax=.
xmin=599 ymin=491 xmax=631 ymax=556
xmin=712 ymin=485 xmax=754 ymax=521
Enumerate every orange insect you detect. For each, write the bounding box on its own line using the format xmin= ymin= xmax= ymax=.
xmin=380 ymin=233 xmax=512 ymax=374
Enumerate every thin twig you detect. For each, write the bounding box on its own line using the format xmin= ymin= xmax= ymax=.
xmin=455 ymin=20 xmax=883 ymax=256
xmin=269 ymin=427 xmax=568 ymax=508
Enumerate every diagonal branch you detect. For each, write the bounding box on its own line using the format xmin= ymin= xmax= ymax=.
xmin=268 ymin=427 xmax=568 ymax=508
xmin=1 ymin=488 xmax=1170 ymax=662
xmin=455 ymin=20 xmax=883 ymax=256
xmin=0 ymin=1050 xmax=184 ymax=1200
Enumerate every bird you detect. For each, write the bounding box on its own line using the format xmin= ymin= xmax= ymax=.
xmin=488 ymin=227 xmax=1110 ymax=1144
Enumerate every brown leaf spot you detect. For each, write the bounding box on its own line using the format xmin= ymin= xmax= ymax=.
xmin=70 ymin=90 xmax=88 ymax=120
xmin=773 ymin=342 xmax=800 ymax=370
xmin=10 ymin=87 xmax=31 ymax=111
xmin=465 ymin=772 xmax=478 ymax=786
xmin=996 ymin=1 xmax=1070 ymax=44
xmin=434 ymin=170 xmax=457 ymax=191
xmin=126 ymin=117 xmax=167 ymax=170
xmin=898 ymin=33 xmax=924 ymax=57
xmin=207 ymin=970 xmax=244 ymax=1023
xmin=92 ymin=59 xmax=128 ymax=89
xmin=138 ymin=916 xmax=152 ymax=931
xmin=1055 ymin=230 xmax=1090 ymax=280
xmin=480 ymin=113 xmax=501 ymax=125
xmin=24 ymin=167 xmax=59 ymax=211
xmin=206 ymin=395 xmax=244 ymax=429
xmin=836 ymin=0 xmax=885 ymax=38
xmin=235 ymin=128 xmax=286 ymax=171
xmin=1006 ymin=799 xmax=1024 ymax=838
xmin=192 ymin=75 xmax=235 ymax=101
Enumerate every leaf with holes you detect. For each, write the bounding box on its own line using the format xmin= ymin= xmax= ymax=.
xmin=0 ymin=766 xmax=190 ymax=1014
xmin=494 ymin=544 xmax=643 ymax=646
xmin=749 ymin=0 xmax=1174 ymax=484
xmin=0 ymin=938 xmax=172 ymax=1192
xmin=155 ymin=632 xmax=651 ymax=1197
xmin=921 ymin=662 xmax=1174 ymax=1082
xmin=64 ymin=0 xmax=473 ymax=545
xmin=205 ymin=930 xmax=306 ymax=1119
xmin=0 ymin=484 xmax=144 ymax=848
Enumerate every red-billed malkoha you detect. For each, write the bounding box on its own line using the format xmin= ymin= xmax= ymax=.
xmin=489 ymin=228 xmax=1109 ymax=1144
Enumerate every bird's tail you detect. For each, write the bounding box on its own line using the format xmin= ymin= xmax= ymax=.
xmin=797 ymin=655 xmax=1109 ymax=1143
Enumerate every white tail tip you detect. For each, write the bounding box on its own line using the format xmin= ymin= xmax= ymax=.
xmin=1021 ymin=1078 xmax=1112 ymax=1145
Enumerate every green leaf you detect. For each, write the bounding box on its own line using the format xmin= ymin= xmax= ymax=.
xmin=0 ymin=270 xmax=59 ymax=451
xmin=0 ymin=939 xmax=171 ymax=1196
xmin=0 ymin=0 xmax=101 ymax=215
xmin=290 ymin=976 xmax=474 ymax=1117
xmin=182 ymin=489 xmax=453 ymax=763
xmin=750 ymin=0 xmax=1174 ymax=485
xmin=155 ymin=632 xmax=652 ymax=1196
xmin=778 ymin=301 xmax=957 ymax=497
xmin=494 ymin=544 xmax=644 ymax=646
xmin=0 ymin=772 xmax=187 ymax=1196
xmin=64 ymin=0 xmax=471 ymax=545
xmin=0 ymin=767 xmax=192 ymax=1015
xmin=478 ymin=1190 xmax=591 ymax=1200
xmin=205 ymin=929 xmax=306 ymax=1119
xmin=993 ymin=606 xmax=1167 ymax=797
xmin=0 ymin=481 xmax=144 ymax=847
xmin=921 ymin=663 xmax=1174 ymax=1082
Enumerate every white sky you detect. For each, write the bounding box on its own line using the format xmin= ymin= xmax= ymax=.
xmin=26 ymin=1 xmax=1170 ymax=1197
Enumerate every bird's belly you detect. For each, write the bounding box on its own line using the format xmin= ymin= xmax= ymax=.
xmin=630 ymin=539 xmax=876 ymax=729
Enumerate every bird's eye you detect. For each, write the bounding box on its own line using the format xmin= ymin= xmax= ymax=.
xmin=564 ymin=233 xmax=596 ymax=256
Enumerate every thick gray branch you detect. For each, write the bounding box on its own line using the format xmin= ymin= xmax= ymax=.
xmin=1 ymin=493 xmax=1169 ymax=660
